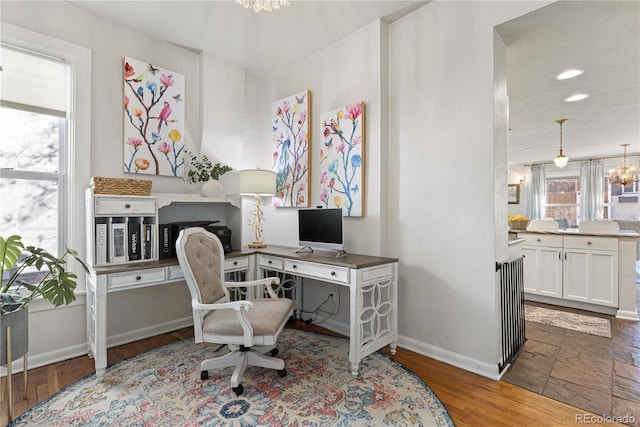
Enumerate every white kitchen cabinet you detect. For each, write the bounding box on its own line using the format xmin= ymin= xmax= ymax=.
xmin=521 ymin=234 xmax=563 ymax=298
xmin=563 ymin=236 xmax=618 ymax=307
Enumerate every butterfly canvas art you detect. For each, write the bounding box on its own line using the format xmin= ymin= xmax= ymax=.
xmin=271 ymin=90 xmax=311 ymax=207
xmin=123 ymin=56 xmax=185 ymax=177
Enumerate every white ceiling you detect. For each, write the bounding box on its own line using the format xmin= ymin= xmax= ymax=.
xmin=66 ymin=0 xmax=427 ymax=78
xmin=497 ymin=1 xmax=639 ymax=166
xmin=67 ymin=0 xmax=639 ymax=166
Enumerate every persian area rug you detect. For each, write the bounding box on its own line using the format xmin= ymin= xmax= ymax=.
xmin=10 ymin=329 xmax=454 ymax=426
xmin=525 ymin=304 xmax=611 ymax=338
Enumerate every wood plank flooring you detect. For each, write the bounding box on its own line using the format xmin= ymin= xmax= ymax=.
xmin=1 ymin=320 xmax=620 ymax=426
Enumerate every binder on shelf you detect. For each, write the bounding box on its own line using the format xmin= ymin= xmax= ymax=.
xmin=95 ymin=223 xmax=108 ymax=264
xmin=128 ymin=219 xmax=142 ymax=261
xmin=109 ymin=222 xmax=127 ymax=263
xmin=143 ymin=223 xmax=153 ymax=260
xmin=159 ymin=224 xmax=177 ymax=259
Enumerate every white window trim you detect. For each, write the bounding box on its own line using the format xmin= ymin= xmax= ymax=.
xmin=1 ymin=22 xmax=91 ymax=290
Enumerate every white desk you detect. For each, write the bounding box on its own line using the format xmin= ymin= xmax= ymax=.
xmin=86 ymin=247 xmax=398 ymax=379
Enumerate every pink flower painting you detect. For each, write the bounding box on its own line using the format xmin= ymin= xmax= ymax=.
xmin=319 ymin=102 xmax=365 ymax=217
xmin=271 ymin=90 xmax=311 ymax=207
xmin=123 ymin=57 xmax=185 ymax=177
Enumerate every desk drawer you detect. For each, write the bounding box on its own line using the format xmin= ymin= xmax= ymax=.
xmin=108 ymin=268 xmax=166 ymax=290
xmin=284 ymin=259 xmax=349 ymax=284
xmin=258 ymin=254 xmax=283 ymax=270
xmin=225 ymin=256 xmax=250 ymax=271
xmin=167 ymin=265 xmax=184 ymax=280
xmin=95 ymin=197 xmax=156 ymax=215
xmin=520 ymin=234 xmax=563 ymax=248
xmin=563 ymin=235 xmax=618 ymax=251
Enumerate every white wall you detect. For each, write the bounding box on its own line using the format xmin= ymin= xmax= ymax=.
xmin=387 ymin=1 xmax=550 ymax=378
xmin=1 ymin=0 xmax=248 ymax=370
xmin=1 ymin=0 xmax=557 ymax=380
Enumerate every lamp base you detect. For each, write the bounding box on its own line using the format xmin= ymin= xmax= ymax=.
xmin=248 ymin=241 xmax=267 ymax=248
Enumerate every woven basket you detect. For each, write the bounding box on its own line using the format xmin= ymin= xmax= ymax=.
xmin=90 ymin=177 xmax=152 ymax=196
xmin=508 ymin=219 xmax=530 ymax=230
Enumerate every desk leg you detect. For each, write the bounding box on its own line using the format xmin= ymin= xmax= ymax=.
xmin=87 ymin=273 xmax=108 ymax=379
xmin=349 ymin=274 xmax=362 ymax=378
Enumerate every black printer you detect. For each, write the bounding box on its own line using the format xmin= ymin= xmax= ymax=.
xmin=159 ymin=221 xmax=232 ymax=258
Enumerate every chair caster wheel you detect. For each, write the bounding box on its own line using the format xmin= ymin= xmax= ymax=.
xmin=270 ymin=348 xmax=279 ymax=356
xmin=200 ymin=371 xmax=209 ymax=380
xmin=277 ymin=369 xmax=287 ymax=377
xmin=233 ymin=384 xmax=244 ymax=396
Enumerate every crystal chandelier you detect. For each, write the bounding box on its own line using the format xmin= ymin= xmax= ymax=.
xmin=553 ymin=119 xmax=569 ymax=168
xmin=608 ymin=144 xmax=640 ymax=186
xmin=235 ymin=0 xmax=292 ymax=13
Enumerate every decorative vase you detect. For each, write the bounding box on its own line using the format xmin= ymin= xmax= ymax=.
xmin=201 ymin=179 xmax=224 ymax=197
xmin=0 ymin=307 xmax=29 ymax=365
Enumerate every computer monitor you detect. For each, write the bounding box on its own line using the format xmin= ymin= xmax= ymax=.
xmin=297 ymin=208 xmax=344 ymax=253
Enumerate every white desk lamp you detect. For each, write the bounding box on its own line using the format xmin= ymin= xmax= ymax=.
xmin=239 ymin=168 xmax=276 ymax=248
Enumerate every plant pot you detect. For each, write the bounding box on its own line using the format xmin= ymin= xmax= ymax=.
xmin=201 ymin=179 xmax=224 ymax=197
xmin=1 ymin=307 xmax=29 ymax=365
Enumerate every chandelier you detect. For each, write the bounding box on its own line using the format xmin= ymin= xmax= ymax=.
xmin=608 ymin=144 xmax=640 ymax=186
xmin=235 ymin=0 xmax=292 ymax=13
xmin=553 ymin=118 xmax=569 ymax=168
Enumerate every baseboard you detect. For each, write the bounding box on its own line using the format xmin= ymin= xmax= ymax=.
xmin=309 ymin=318 xmax=501 ymax=380
xmin=0 ymin=317 xmax=194 ymax=377
xmin=616 ymin=309 xmax=640 ymax=322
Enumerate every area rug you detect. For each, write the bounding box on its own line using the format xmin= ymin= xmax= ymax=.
xmin=9 ymin=329 xmax=454 ymax=426
xmin=525 ymin=304 xmax=611 ymax=338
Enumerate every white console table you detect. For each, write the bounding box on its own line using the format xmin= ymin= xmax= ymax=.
xmin=86 ymin=247 xmax=398 ymax=379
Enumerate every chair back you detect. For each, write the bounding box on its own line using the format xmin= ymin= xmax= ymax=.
xmin=175 ymin=227 xmax=229 ymax=305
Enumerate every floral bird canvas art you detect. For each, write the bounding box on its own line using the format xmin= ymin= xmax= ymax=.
xmin=123 ymin=57 xmax=185 ymax=177
xmin=319 ymin=102 xmax=365 ymax=217
xmin=271 ymin=90 xmax=311 ymax=207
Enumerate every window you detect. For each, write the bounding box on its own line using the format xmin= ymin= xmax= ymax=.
xmin=0 ymin=44 xmax=69 ymax=256
xmin=545 ymin=177 xmax=580 ymax=226
xmin=546 ymin=176 xmax=639 ymax=225
xmin=604 ymin=180 xmax=639 ymax=220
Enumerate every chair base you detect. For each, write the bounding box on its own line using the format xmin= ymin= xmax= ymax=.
xmin=200 ymin=345 xmax=285 ymax=390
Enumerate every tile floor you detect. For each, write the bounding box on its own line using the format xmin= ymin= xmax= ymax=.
xmin=502 ymin=283 xmax=640 ymax=426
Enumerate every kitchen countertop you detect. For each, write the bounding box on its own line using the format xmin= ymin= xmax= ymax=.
xmin=515 ymin=229 xmax=640 ymax=238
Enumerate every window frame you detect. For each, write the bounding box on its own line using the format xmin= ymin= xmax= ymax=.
xmin=1 ymin=23 xmax=92 ymax=297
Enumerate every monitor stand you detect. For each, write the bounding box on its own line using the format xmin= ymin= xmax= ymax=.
xmin=295 ymin=246 xmax=314 ymax=253
xmin=335 ymin=249 xmax=347 ymax=258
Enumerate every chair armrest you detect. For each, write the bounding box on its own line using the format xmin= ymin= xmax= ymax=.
xmin=224 ymin=277 xmax=281 ymax=299
xmin=192 ymin=299 xmax=255 ymax=347
xmin=192 ymin=299 xmax=254 ymax=312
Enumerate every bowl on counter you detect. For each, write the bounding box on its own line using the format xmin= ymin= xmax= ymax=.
xmin=508 ymin=219 xmax=530 ymax=231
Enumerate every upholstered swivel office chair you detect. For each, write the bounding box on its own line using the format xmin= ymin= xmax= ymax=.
xmin=175 ymin=227 xmax=294 ymax=395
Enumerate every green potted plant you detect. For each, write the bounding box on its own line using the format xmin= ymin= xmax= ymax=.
xmin=1 ymin=235 xmax=89 ymax=364
xmin=185 ymin=151 xmax=233 ymax=197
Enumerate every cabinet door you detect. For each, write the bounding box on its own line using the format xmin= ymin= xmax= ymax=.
xmin=522 ymin=246 xmax=562 ymax=297
xmin=564 ymin=249 xmax=618 ymax=306
xmin=563 ymin=249 xmax=589 ymax=301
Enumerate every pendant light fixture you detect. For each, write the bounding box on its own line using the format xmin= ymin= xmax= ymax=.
xmin=553 ymin=118 xmax=569 ymax=168
xmin=608 ymin=144 xmax=640 ymax=186
xmin=235 ymin=0 xmax=292 ymax=13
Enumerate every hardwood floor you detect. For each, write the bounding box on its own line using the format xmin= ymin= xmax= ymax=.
xmin=1 ymin=320 xmax=621 ymax=426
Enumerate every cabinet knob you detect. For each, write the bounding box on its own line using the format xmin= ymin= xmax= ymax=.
xmin=292 ymin=264 xmax=297 ymax=269
xmin=331 ymin=271 xmax=336 ymax=276
xmin=136 ymin=276 xmax=142 ymax=281
xmin=233 ymin=261 xmax=238 ymax=266
xmin=268 ymin=260 xmax=273 ymax=264
xmin=587 ymin=241 xmax=592 ymax=245
xmin=125 ymin=203 xmax=131 ymax=209
xmin=536 ymin=238 xmax=541 ymax=242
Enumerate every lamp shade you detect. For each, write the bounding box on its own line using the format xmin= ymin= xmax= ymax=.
xmin=238 ymin=169 xmax=276 ymax=196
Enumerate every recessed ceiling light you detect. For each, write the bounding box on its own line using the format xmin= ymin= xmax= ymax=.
xmin=556 ymin=69 xmax=584 ymax=80
xmin=564 ymin=93 xmax=590 ymax=102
